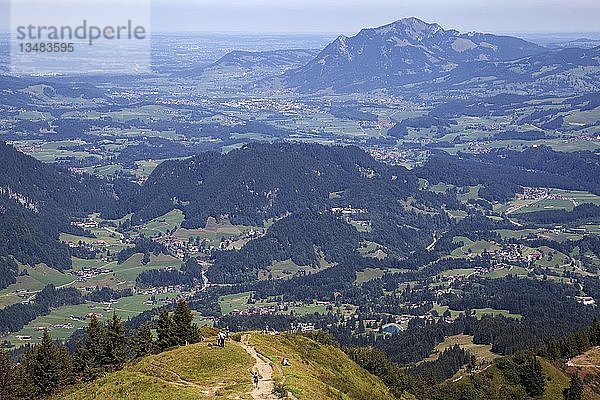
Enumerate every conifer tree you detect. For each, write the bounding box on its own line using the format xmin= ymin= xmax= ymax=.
xmin=85 ymin=314 xmax=106 ymax=378
xmin=12 ymin=350 xmax=35 ymax=400
xmin=0 ymin=349 xmax=15 ymax=400
xmin=589 ymin=318 xmax=600 ymax=346
xmin=72 ymin=337 xmax=94 ymax=382
xmin=103 ymin=313 xmax=127 ymax=370
xmin=173 ymin=300 xmax=200 ymax=346
xmin=32 ymin=330 xmax=63 ymax=397
xmin=520 ymin=356 xmax=546 ymax=397
xmin=134 ymin=322 xmax=154 ymax=358
xmin=58 ymin=344 xmax=74 ymax=387
xmin=156 ymin=308 xmax=176 ymax=351
xmin=564 ymin=374 xmax=584 ymax=400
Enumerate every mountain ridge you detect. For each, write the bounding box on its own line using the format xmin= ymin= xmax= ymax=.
xmin=284 ymin=17 xmax=548 ymax=92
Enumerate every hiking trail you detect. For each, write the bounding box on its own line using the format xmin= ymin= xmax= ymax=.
xmin=239 ymin=334 xmax=279 ymax=400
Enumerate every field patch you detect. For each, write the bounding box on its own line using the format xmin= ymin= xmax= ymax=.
xmin=421 ymin=334 xmax=500 ymax=366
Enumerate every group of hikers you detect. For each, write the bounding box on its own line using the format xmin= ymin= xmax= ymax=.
xmin=213 ymin=328 xmax=292 ymax=390
xmin=217 ymin=330 xmax=227 ymax=347
xmin=251 ymin=357 xmax=291 ymax=390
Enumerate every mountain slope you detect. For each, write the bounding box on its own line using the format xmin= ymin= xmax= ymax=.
xmin=179 ymin=49 xmax=319 ymax=78
xmin=285 ymin=17 xmax=545 ymax=92
xmin=127 ymin=142 xmax=413 ymax=228
xmin=212 ymin=49 xmax=319 ymax=70
xmin=59 ymin=331 xmax=397 ymax=400
xmin=423 ymin=45 xmax=600 ymax=95
xmin=248 ymin=333 xmax=398 ymax=400
xmin=0 ymin=142 xmax=124 ymax=275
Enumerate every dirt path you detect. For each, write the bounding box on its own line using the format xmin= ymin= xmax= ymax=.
xmin=239 ymin=334 xmax=279 ymax=400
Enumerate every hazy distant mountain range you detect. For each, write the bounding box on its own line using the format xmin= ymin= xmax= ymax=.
xmin=180 ymin=49 xmax=319 ymax=77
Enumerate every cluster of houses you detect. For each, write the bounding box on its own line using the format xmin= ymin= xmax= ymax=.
xmin=13 ymin=289 xmax=32 ymax=300
xmin=368 ymin=148 xmax=428 ymax=166
xmin=37 ymin=323 xmax=73 ymax=331
xmin=71 ymin=219 xmax=99 ymax=230
xmin=219 ymin=228 xmax=265 ymax=250
xmin=152 ymin=230 xmax=265 ymax=259
xmin=485 ymin=244 xmax=543 ymax=267
xmin=290 ymin=322 xmax=316 ymax=333
xmin=139 ymin=284 xmax=195 ymax=298
xmin=577 ymin=296 xmax=596 ymax=306
xmin=331 ymin=206 xmax=368 ymax=215
xmin=517 ymin=187 xmax=551 ymax=201
xmin=154 ymin=236 xmax=198 ymax=259
xmin=562 ymin=134 xmax=600 ymax=144
xmin=71 ymin=267 xmax=112 ymax=282
xmin=230 ymin=300 xmax=327 ymax=317
xmin=463 ymin=140 xmax=495 ymax=154
xmin=222 ymin=98 xmax=319 ymax=116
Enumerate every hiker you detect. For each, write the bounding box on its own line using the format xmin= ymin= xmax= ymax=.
xmin=218 ymin=331 xmax=226 ymax=347
xmin=253 ymin=371 xmax=259 ymax=389
xmin=281 ymin=357 xmax=291 ymax=366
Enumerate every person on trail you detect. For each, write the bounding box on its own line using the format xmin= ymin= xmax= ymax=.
xmin=218 ymin=331 xmax=226 ymax=347
xmin=253 ymin=371 xmax=259 ymax=389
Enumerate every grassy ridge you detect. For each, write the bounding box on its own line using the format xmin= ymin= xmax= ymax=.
xmin=56 ymin=332 xmax=397 ymax=400
xmin=250 ymin=333 xmax=396 ymax=400
xmin=59 ymin=339 xmax=254 ymax=400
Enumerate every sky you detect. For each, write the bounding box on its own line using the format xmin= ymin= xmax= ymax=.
xmin=1 ymin=0 xmax=599 ymax=35
xmin=150 ymin=0 xmax=600 ymax=34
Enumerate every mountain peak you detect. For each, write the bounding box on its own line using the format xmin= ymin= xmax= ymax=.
xmin=285 ymin=18 xmax=546 ymax=92
xmin=393 ymin=17 xmax=441 ymax=30
xmin=372 ymin=17 xmax=444 ymax=41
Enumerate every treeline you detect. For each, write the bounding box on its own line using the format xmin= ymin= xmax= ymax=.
xmin=373 ymin=316 xmax=477 ymax=365
xmin=492 ymin=131 xmax=548 ymax=141
xmin=415 ymin=146 xmax=600 ymax=203
xmin=0 ymin=193 xmax=72 ymax=272
xmin=0 ymin=285 xmax=83 ymax=335
xmin=127 ymin=142 xmax=384 ymax=227
xmin=116 ymin=237 xmax=169 ymax=264
xmin=347 ymin=339 xmax=547 ymax=400
xmin=136 ymin=258 xmax=203 ymax=288
xmin=408 ymin=345 xmax=472 ymax=384
xmin=208 ymin=212 xmax=360 ymax=283
xmin=541 ymin=318 xmax=600 ymax=361
xmin=0 ymin=141 xmax=128 ymax=275
xmin=330 ymin=106 xmax=378 ymax=121
xmin=86 ymin=287 xmax=133 ymax=303
xmin=346 ymin=346 xmax=413 ymax=398
xmin=517 ymin=203 xmax=600 ymax=225
xmin=477 ymin=146 xmax=600 ymax=196
xmin=387 ymin=116 xmax=456 ymax=138
xmin=0 ymin=300 xmax=200 ymax=399
xmin=445 ymin=277 xmax=600 ymax=354
xmin=0 ymin=255 xmax=18 ymax=290
xmin=418 ymin=352 xmax=547 ymax=400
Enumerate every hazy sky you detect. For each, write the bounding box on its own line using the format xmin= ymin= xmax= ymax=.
xmin=1 ymin=0 xmax=598 ymax=35
xmin=151 ymin=0 xmax=600 ymax=34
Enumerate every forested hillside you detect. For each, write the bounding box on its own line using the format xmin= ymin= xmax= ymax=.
xmin=0 ymin=142 xmax=126 ymax=284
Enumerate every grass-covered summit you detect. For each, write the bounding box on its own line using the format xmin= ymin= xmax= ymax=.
xmin=58 ymin=330 xmax=397 ymax=400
